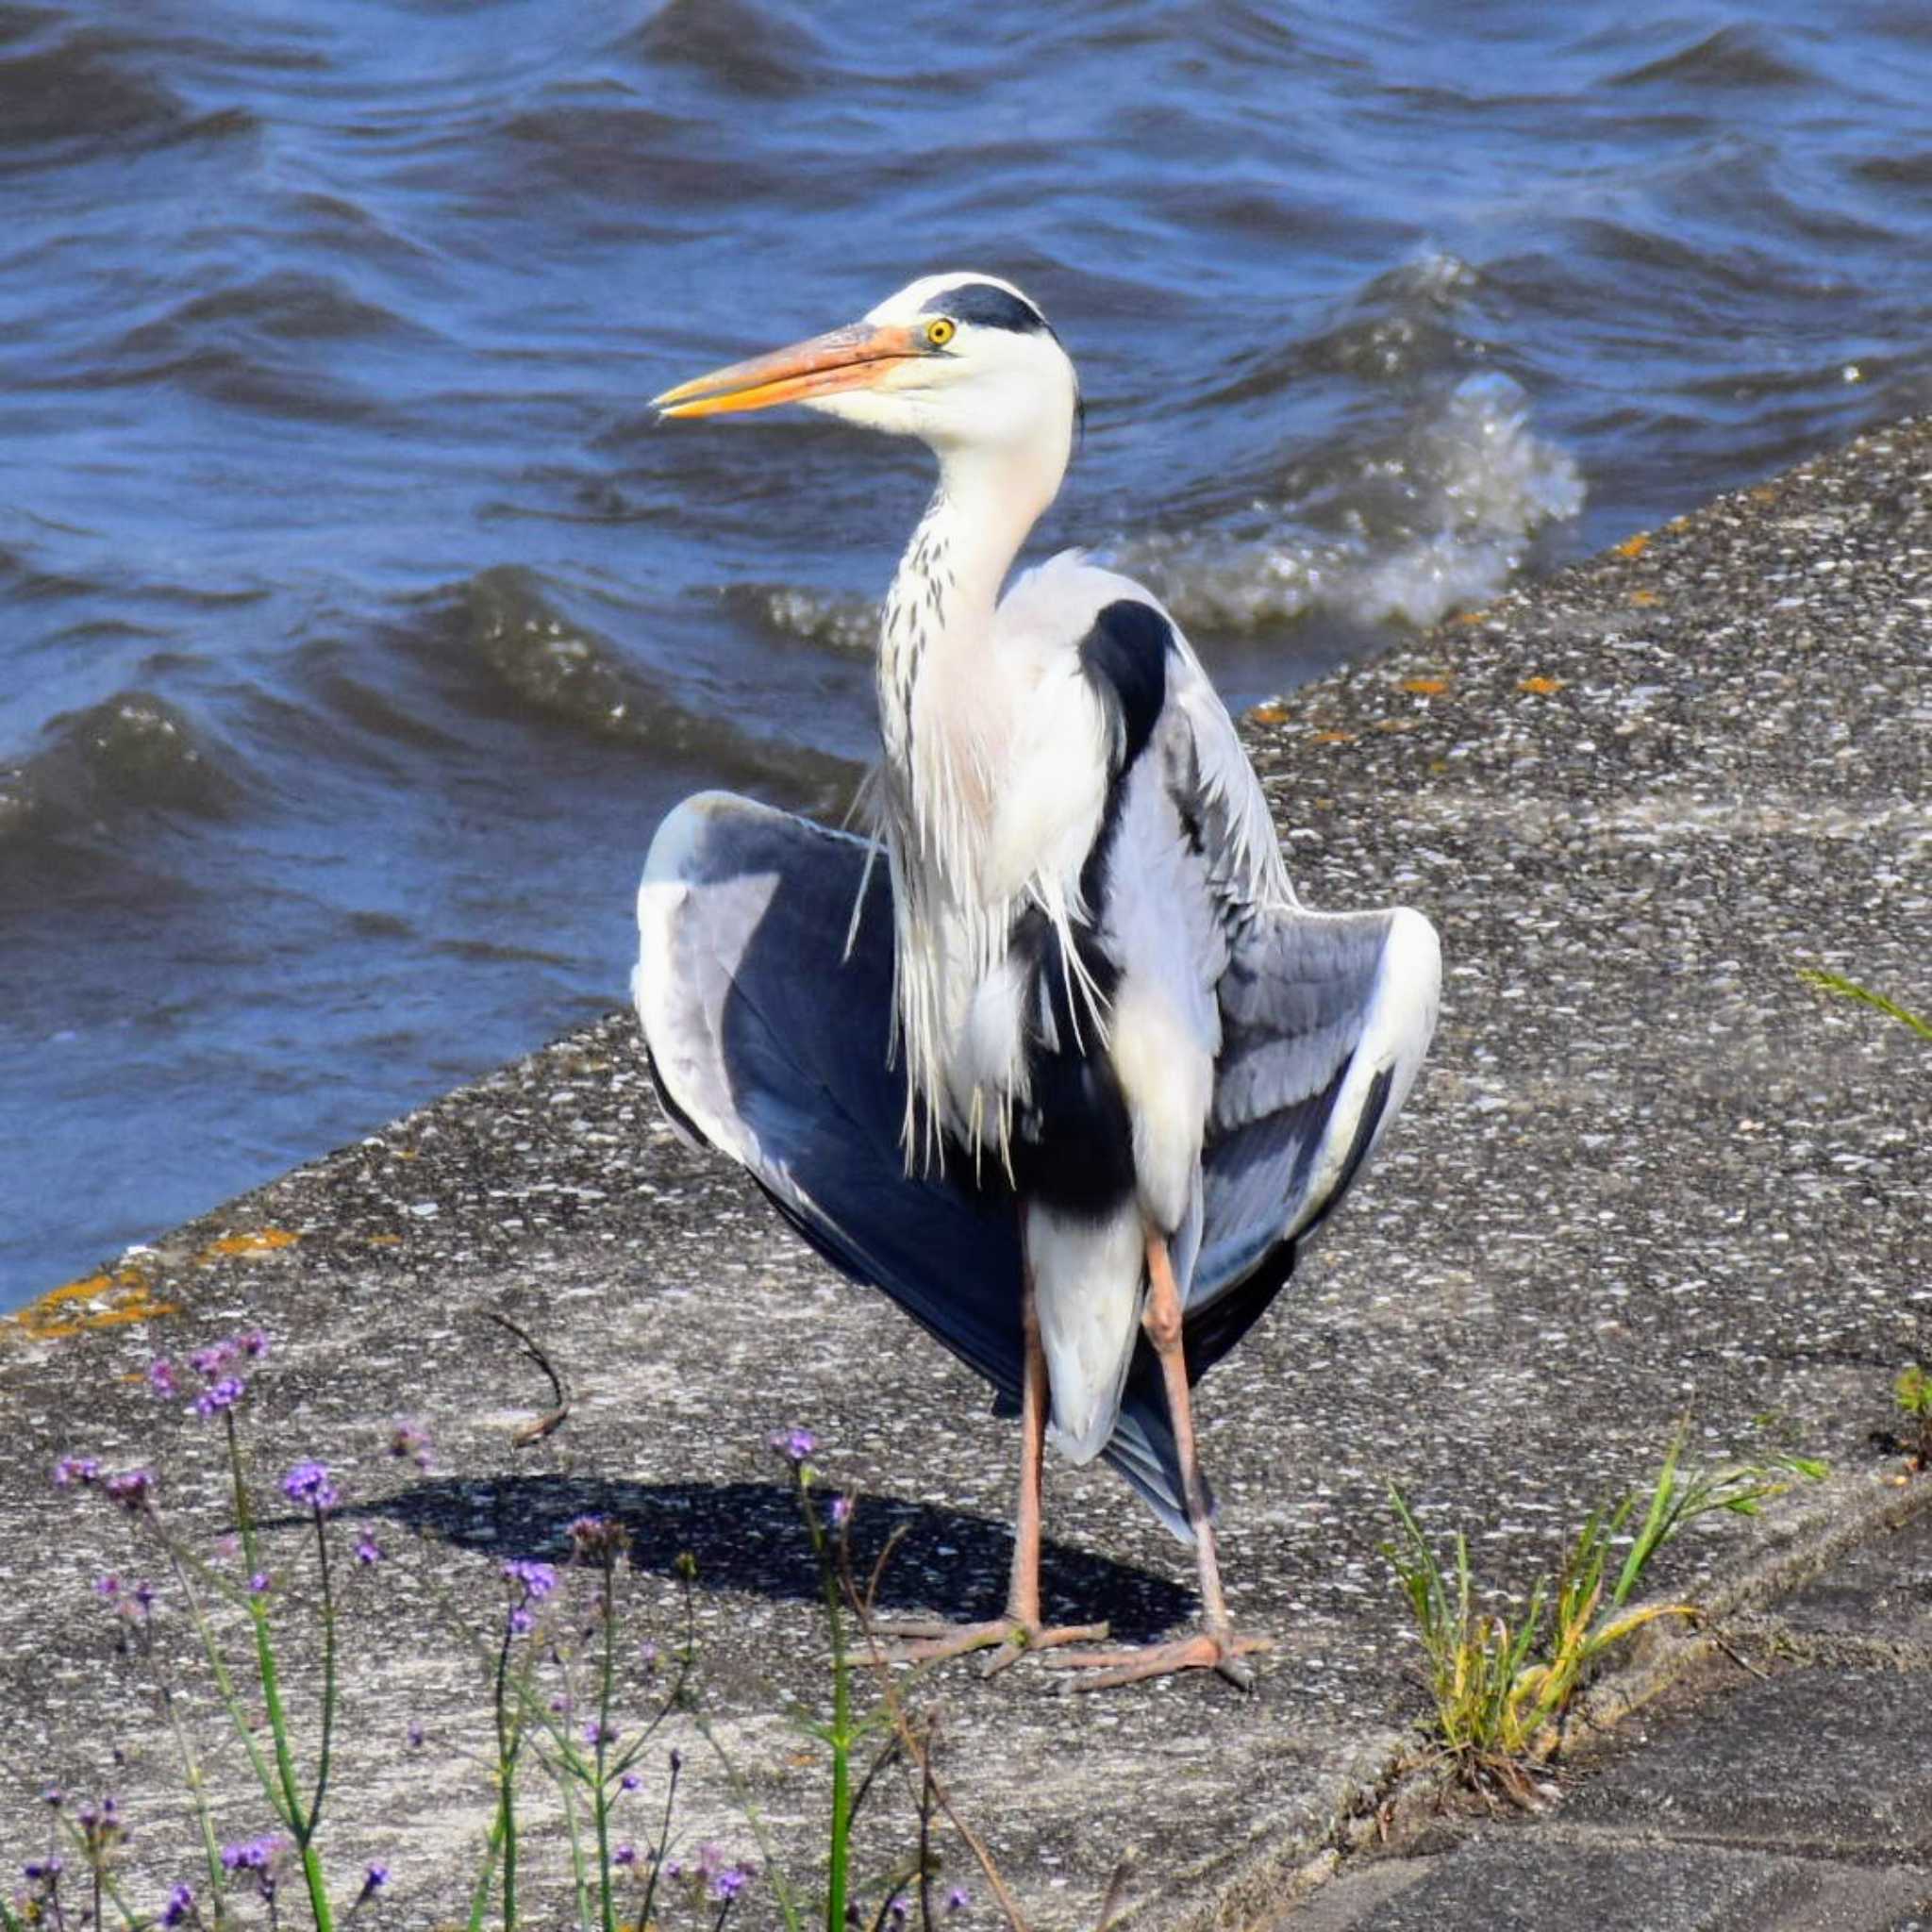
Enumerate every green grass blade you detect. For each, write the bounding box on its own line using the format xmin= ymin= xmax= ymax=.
xmin=1796 ymin=969 xmax=1932 ymax=1041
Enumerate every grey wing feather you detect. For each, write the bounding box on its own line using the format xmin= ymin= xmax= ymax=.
xmin=1196 ymin=901 xmax=1439 ymax=1307
xmin=1155 ymin=642 xmax=1443 ymax=1315
xmin=633 ymin=791 xmax=1195 ymax=1539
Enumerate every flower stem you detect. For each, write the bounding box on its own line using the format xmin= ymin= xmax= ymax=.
xmin=595 ymin=1561 xmax=617 ymax=1932
xmin=808 ymin=1484 xmax=853 ymax=1932
xmin=493 ymin=1620 xmax=522 ymax=1931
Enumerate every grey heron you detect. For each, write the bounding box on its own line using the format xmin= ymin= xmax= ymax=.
xmin=634 ymin=273 xmax=1441 ymax=1689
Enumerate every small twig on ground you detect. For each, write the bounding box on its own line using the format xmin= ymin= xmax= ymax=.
xmin=1705 ymin=1627 xmax=1773 ymax=1682
xmin=1093 ymin=1857 xmax=1133 ymax=1931
xmin=486 ymin=1312 xmax=574 ymax=1443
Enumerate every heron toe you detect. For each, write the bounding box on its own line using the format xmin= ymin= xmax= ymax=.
xmin=863 ymin=1614 xmax=1112 ymax=1676
xmin=1040 ymin=1626 xmax=1272 ymax=1692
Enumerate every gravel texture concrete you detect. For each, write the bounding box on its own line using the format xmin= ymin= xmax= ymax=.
xmin=3 ymin=416 xmax=1928 ymax=1928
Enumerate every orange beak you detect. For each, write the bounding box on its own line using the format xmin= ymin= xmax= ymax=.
xmin=653 ymin=322 xmax=924 ymax=419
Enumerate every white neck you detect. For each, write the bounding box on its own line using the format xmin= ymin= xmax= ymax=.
xmin=876 ymin=440 xmax=1063 ymax=840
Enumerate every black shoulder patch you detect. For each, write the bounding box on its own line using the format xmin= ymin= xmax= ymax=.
xmin=920 ymin=280 xmax=1047 ymax=335
xmin=1079 ymin=598 xmax=1172 ymax=774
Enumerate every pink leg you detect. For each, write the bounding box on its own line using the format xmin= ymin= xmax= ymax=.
xmin=869 ymin=1241 xmax=1108 ymax=1675
xmin=1043 ymin=1231 xmax=1272 ymax=1691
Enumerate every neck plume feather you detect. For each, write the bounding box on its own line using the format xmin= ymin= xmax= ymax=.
xmin=871 ymin=442 xmax=1059 ymax=1170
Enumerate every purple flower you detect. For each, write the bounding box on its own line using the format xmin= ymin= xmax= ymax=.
xmin=96 ymin=1574 xmax=121 ymax=1600
xmin=103 ymin=1468 xmax=155 ymax=1512
xmin=503 ymin=1557 xmax=556 ymax=1637
xmin=389 ymin=1419 xmax=432 ymax=1469
xmin=134 ymin=1580 xmax=157 ymax=1615
xmin=219 ymin=1833 xmax=287 ymax=1885
xmin=613 ymin=1843 xmax=637 ymax=1869
xmin=281 ymin=1461 xmax=339 ymax=1512
xmin=194 ymin=1375 xmax=246 ymax=1419
xmin=406 ymin=1721 xmax=425 ymax=1750
xmin=568 ymin=1514 xmax=630 ymax=1563
xmin=768 ymin=1425 xmax=816 ymax=1466
xmin=163 ymin=1880 xmax=195 ymax=1925
xmin=669 ymin=1747 xmax=683 ymax=1774
xmin=639 ymin=1640 xmax=659 ymax=1674
xmin=830 ymin=1494 xmax=854 ymax=1527
xmin=53 ymin=1455 xmax=100 ymax=1488
xmin=355 ymin=1532 xmax=383 ymax=1566
xmin=583 ymin=1718 xmax=616 ymax=1747
xmin=947 ymin=1886 xmax=972 ymax=1912
xmin=620 ymin=1772 xmax=641 ymax=1792
xmin=41 ymin=1788 xmax=61 ymax=1808
xmin=713 ymin=1867 xmax=749 ymax=1903
xmin=24 ymin=1855 xmax=62 ymax=1881
xmin=249 ymin=1572 xmax=272 ymax=1596
xmin=503 ymin=1558 xmax=556 ymax=1598
xmin=147 ymin=1358 xmax=177 ymax=1397
xmin=239 ymin=1329 xmax=271 ymax=1359
xmin=886 ymin=1894 xmax=907 ymax=1924
xmin=359 ymin=1862 xmax=389 ymax=1896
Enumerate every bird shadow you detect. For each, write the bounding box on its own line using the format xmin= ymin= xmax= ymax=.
xmin=374 ymin=1473 xmax=1192 ymax=1643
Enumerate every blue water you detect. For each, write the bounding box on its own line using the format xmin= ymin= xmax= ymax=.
xmin=4 ymin=0 xmax=1929 ymax=1304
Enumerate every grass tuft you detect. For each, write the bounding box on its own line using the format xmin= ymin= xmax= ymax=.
xmin=1384 ymin=1428 xmax=1826 ymax=1800
xmin=1894 ymin=1366 xmax=1932 ymax=1472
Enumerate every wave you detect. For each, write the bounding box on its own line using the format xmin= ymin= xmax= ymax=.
xmin=625 ymin=0 xmax=832 ymax=100
xmin=0 ymin=29 xmax=189 ymax=158
xmin=0 ymin=691 xmax=245 ymax=846
xmin=434 ymin=566 xmax=859 ymax=806
xmin=1119 ymin=373 xmax=1584 ymax=633
xmin=1607 ymin=25 xmax=1812 ymax=93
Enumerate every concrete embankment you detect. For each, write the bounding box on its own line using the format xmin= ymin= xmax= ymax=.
xmin=4 ymin=419 xmax=1928 ymax=1927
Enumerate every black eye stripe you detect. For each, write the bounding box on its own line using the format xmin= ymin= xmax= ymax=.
xmin=918 ymin=282 xmax=1047 ymax=334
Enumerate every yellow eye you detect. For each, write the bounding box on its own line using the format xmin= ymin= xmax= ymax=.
xmin=924 ymin=317 xmax=956 ymax=348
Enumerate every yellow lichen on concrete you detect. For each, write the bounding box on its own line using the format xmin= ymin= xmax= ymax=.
xmin=1615 ymin=532 xmax=1651 ymax=558
xmin=196 ymin=1229 xmax=300 ymax=1262
xmin=9 ymin=1264 xmax=179 ymax=1343
xmin=1518 ymin=675 xmax=1566 ymax=696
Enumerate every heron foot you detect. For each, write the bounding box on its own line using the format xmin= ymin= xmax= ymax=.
xmin=1040 ymin=1627 xmax=1272 ymax=1692
xmin=861 ymin=1615 xmax=1112 ymax=1678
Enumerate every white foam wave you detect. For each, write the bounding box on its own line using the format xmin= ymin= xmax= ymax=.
xmin=743 ymin=585 xmax=877 ymax=656
xmin=1117 ymin=373 xmax=1585 ymax=634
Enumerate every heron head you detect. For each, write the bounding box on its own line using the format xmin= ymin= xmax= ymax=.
xmin=655 ymin=272 xmax=1079 ymax=477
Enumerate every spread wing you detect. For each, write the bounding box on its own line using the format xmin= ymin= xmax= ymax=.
xmin=632 ymin=748 xmax=1441 ymax=1535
